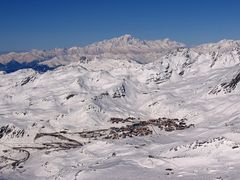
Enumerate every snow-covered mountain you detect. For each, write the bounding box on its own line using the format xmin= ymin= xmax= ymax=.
xmin=1 ymin=35 xmax=240 ymax=180
xmin=0 ymin=35 xmax=185 ymax=67
xmin=194 ymin=39 xmax=240 ymax=68
xmin=1 ymin=35 xmax=240 ymax=72
xmin=76 ymin=34 xmax=184 ymax=54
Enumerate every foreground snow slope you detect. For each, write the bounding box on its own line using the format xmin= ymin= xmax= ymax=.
xmin=0 ymin=36 xmax=240 ymax=179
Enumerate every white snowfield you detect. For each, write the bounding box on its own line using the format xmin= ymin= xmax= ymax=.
xmin=0 ymin=35 xmax=240 ymax=180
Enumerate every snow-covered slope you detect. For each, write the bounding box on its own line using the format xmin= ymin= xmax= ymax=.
xmin=1 ymin=36 xmax=240 ymax=180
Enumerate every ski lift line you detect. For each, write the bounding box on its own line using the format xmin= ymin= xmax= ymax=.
xmin=150 ymin=124 xmax=159 ymax=136
xmin=146 ymin=84 xmax=160 ymax=137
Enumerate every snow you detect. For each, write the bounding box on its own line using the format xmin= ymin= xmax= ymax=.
xmin=0 ymin=35 xmax=240 ymax=179
xmin=0 ymin=35 xmax=184 ymax=65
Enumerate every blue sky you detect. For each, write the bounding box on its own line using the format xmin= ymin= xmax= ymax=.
xmin=0 ymin=0 xmax=240 ymax=51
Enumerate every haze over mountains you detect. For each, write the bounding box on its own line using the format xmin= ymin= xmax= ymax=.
xmin=1 ymin=35 xmax=240 ymax=179
xmin=1 ymin=34 xmax=240 ymax=73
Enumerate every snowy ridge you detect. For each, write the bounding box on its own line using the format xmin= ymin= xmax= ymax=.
xmin=0 ymin=35 xmax=184 ymax=65
xmin=1 ymin=35 xmax=240 ymax=71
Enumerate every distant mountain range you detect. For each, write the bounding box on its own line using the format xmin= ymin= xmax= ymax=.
xmin=0 ymin=34 xmax=240 ymax=73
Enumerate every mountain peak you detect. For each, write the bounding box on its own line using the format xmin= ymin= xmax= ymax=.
xmin=117 ymin=34 xmax=135 ymax=41
xmin=195 ymin=39 xmax=240 ymax=53
xmin=107 ymin=34 xmax=142 ymax=45
xmin=217 ymin=39 xmax=240 ymax=47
